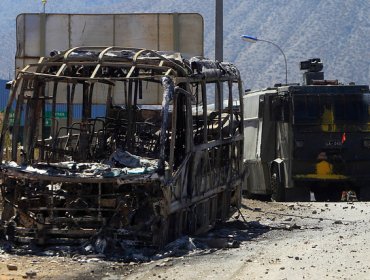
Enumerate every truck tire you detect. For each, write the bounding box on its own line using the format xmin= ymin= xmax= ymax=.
xmin=285 ymin=186 xmax=311 ymax=202
xmin=270 ymin=166 xmax=285 ymax=202
xmin=359 ymin=187 xmax=370 ymax=201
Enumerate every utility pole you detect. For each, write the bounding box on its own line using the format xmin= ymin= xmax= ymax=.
xmin=42 ymin=0 xmax=47 ymax=13
xmin=215 ymin=0 xmax=223 ymax=62
xmin=215 ymin=0 xmax=223 ymax=108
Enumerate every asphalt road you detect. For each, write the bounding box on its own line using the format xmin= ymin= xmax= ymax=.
xmin=1 ymin=198 xmax=370 ymax=280
xmin=121 ymin=198 xmax=370 ymax=280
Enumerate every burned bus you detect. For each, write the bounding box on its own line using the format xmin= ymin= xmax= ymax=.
xmin=243 ymin=58 xmax=370 ymax=201
xmin=0 ymin=47 xmax=244 ymax=246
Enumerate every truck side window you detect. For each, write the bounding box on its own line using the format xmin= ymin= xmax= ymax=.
xmin=258 ymin=95 xmax=264 ymax=118
xmin=270 ymin=96 xmax=289 ymax=122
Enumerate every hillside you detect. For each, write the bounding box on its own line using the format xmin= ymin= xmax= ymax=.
xmin=0 ymin=0 xmax=369 ymax=89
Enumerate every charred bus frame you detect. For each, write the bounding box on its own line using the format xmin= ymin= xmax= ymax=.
xmin=0 ymin=47 xmax=244 ymax=246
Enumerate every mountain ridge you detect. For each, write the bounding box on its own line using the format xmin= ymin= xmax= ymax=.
xmin=0 ymin=0 xmax=368 ymax=89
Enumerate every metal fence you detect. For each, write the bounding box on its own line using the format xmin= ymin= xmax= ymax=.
xmin=0 ymin=79 xmax=107 ymax=125
xmin=0 ymin=79 xmax=10 ymax=111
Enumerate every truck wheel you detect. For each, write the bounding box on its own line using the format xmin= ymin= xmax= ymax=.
xmin=285 ymin=186 xmax=311 ymax=202
xmin=359 ymin=187 xmax=370 ymax=201
xmin=270 ymin=167 xmax=285 ymax=202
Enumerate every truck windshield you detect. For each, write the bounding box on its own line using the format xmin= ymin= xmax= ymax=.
xmin=293 ymin=93 xmax=370 ymax=126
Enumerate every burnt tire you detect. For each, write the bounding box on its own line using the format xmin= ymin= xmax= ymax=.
xmin=270 ymin=167 xmax=285 ymax=202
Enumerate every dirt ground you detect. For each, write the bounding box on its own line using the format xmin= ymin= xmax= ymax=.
xmin=0 ymin=197 xmax=370 ymax=279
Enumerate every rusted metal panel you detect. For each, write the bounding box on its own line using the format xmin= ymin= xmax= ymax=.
xmin=0 ymin=47 xmax=244 ymax=248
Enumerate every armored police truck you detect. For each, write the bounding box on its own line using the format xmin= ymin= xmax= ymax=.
xmin=243 ymin=58 xmax=370 ymax=201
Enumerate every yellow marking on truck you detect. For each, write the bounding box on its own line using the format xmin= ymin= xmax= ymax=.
xmin=294 ymin=174 xmax=348 ymax=180
xmin=294 ymin=160 xmax=348 ymax=180
xmin=321 ymin=106 xmax=336 ymax=132
xmin=316 ymin=160 xmax=333 ymax=175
